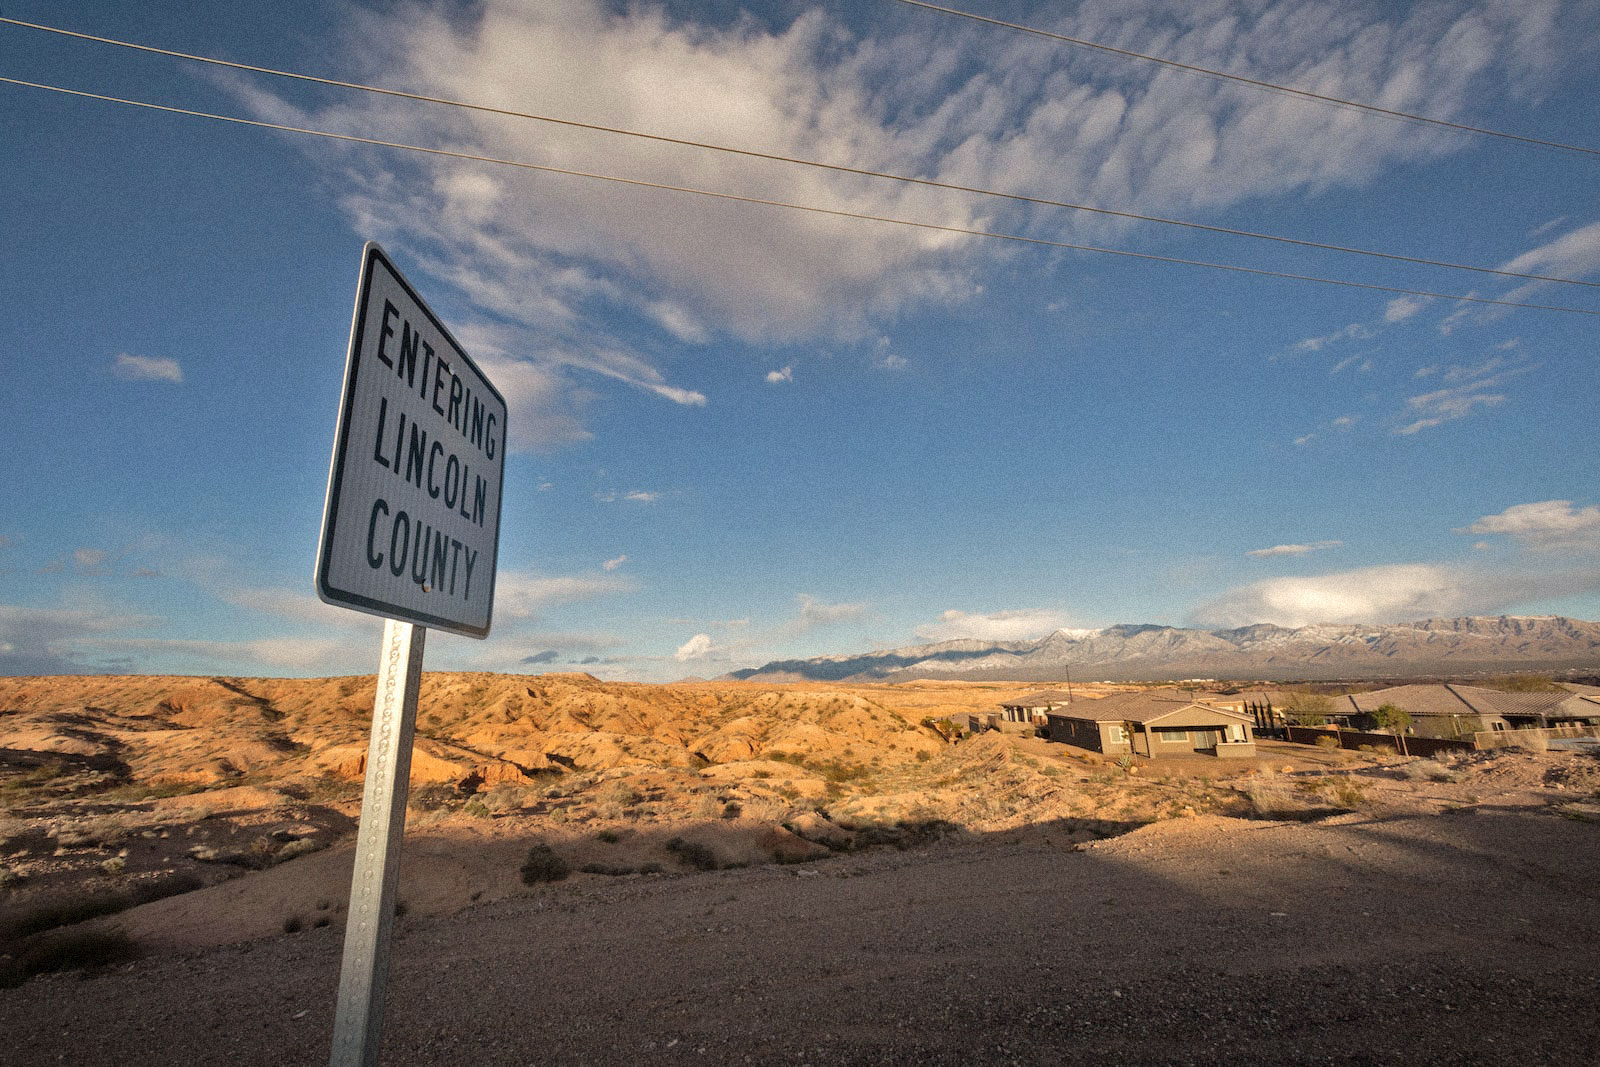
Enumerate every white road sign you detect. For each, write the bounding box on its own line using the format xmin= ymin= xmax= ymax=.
xmin=316 ymin=243 xmax=506 ymax=638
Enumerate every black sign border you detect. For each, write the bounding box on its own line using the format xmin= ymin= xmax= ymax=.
xmin=315 ymin=242 xmax=508 ymax=639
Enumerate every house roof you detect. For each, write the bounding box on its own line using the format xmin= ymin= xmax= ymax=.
xmin=1345 ymin=683 xmax=1600 ymax=721
xmin=1046 ymin=691 xmax=1251 ymax=725
xmin=1000 ymin=689 xmax=1076 ymax=708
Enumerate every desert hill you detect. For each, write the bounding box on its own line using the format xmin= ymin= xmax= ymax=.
xmin=727 ymin=615 xmax=1600 ymax=682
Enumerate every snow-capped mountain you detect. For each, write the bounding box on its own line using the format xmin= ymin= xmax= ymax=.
xmin=722 ymin=616 xmax=1600 ymax=683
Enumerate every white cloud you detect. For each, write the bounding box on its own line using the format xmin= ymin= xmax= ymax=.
xmin=112 ymin=353 xmax=183 ymax=383
xmin=1394 ymin=385 xmax=1505 ymax=435
xmin=1384 ymin=295 xmax=1427 ymax=322
xmin=602 ymin=554 xmax=628 ymax=571
xmin=1494 ymin=219 xmax=1600 ymax=304
xmin=765 ymin=366 xmax=793 ymax=384
xmin=795 ymin=594 xmax=868 ymax=628
xmin=0 ymin=604 xmax=156 ymax=674
xmin=1293 ymin=433 xmax=1316 ymax=446
xmin=1196 ymin=563 xmax=1475 ymax=627
xmin=1331 ymin=415 xmax=1358 ymax=428
xmin=223 ymin=586 xmax=351 ymax=626
xmin=674 ymin=632 xmax=719 ymax=662
xmin=1393 ymin=355 xmax=1533 ymax=435
xmin=232 ymin=0 xmax=1568 ymax=443
xmin=1461 ymin=500 xmax=1600 ymax=551
xmin=72 ymin=548 xmax=110 ymax=575
xmin=493 ymin=570 xmax=635 ymax=620
xmin=913 ymin=608 xmax=1069 ymax=643
xmin=1246 ymin=540 xmax=1343 ymax=558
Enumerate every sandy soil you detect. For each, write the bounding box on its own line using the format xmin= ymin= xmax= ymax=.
xmin=3 ymin=675 xmax=1599 ymax=1063
xmin=3 ymin=806 xmax=1598 ymax=1065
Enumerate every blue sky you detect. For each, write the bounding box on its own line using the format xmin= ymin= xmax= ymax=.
xmin=3 ymin=0 xmax=1598 ymax=681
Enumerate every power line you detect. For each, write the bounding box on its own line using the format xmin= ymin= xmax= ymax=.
xmin=1 ymin=15 xmax=1594 ymax=293
xmin=5 ymin=73 xmax=1596 ymax=319
xmin=892 ymin=1 xmax=1600 ymax=159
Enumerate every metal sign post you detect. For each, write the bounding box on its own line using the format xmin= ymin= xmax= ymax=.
xmin=330 ymin=618 xmax=425 ymax=1067
xmin=316 ymin=243 xmax=506 ymax=1067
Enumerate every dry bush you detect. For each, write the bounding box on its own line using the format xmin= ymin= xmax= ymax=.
xmin=519 ymin=843 xmax=570 ymax=884
xmin=1519 ymin=731 xmax=1550 ymax=754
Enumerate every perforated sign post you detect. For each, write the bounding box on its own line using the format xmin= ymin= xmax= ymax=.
xmin=316 ymin=242 xmax=506 ymax=1067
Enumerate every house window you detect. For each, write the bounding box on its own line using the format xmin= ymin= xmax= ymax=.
xmin=1108 ymin=725 xmax=1125 ymax=743
xmin=1154 ymin=727 xmax=1190 ymax=743
xmin=1491 ymin=722 xmax=1506 ymax=732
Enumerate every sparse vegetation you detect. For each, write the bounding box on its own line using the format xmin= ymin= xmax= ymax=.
xmin=519 ymin=843 xmax=570 ymax=884
xmin=1283 ymin=692 xmax=1335 ymax=727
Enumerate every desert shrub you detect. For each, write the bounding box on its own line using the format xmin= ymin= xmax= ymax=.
xmin=1313 ymin=735 xmax=1340 ymax=749
xmin=461 ymin=800 xmax=491 ymax=818
xmin=1283 ymin=692 xmax=1334 ymax=727
xmin=579 ymin=862 xmax=638 ymax=876
xmin=665 ymin=836 xmax=721 ymax=871
xmin=7 ymin=927 xmax=141 ymax=984
xmin=283 ymin=915 xmax=304 ymax=934
xmin=721 ymin=802 xmax=742 ymax=820
xmin=1519 ymin=730 xmax=1550 ymax=754
xmin=275 ymin=837 xmax=325 ymax=863
xmin=915 ymin=750 xmax=931 ymax=762
xmin=1331 ymin=780 xmax=1368 ymax=809
xmin=519 ymin=843 xmax=570 ymax=884
xmin=595 ymin=828 xmax=621 ymax=843
xmin=638 ymin=862 xmax=665 ymax=875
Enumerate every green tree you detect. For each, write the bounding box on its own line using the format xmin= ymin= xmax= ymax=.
xmin=1369 ymin=702 xmax=1412 ymax=756
xmin=1283 ymin=691 xmax=1334 ymax=727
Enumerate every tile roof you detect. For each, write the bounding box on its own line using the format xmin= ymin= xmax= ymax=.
xmin=1346 ymin=683 xmax=1600 ymax=721
xmin=1000 ymin=689 xmax=1077 ymax=707
xmin=1049 ymin=691 xmax=1250 ymax=725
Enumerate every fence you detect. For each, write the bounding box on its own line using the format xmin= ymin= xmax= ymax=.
xmin=1473 ymin=723 xmax=1600 ymax=751
xmin=1282 ymin=725 xmax=1474 ymax=757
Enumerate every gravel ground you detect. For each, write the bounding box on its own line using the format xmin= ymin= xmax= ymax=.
xmin=4 ymin=807 xmax=1598 ymax=1065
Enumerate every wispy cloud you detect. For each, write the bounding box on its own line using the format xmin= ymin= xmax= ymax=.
xmin=765 ymin=366 xmax=793 ymax=384
xmin=602 ymin=554 xmax=628 ymax=571
xmin=1460 ymin=500 xmax=1600 ymax=551
xmin=112 ymin=353 xmax=183 ymax=383
xmin=1246 ymin=540 xmax=1343 ymax=558
xmin=1394 ymin=355 xmax=1534 ymax=435
xmin=795 ymin=594 xmax=868 ymax=628
xmin=1383 ymin=295 xmax=1428 ymax=322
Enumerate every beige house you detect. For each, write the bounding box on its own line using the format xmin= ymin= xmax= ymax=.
xmin=1044 ymin=692 xmax=1256 ymax=758
xmin=1342 ymin=683 xmax=1600 ymax=740
xmin=998 ymin=689 xmax=1076 ymax=723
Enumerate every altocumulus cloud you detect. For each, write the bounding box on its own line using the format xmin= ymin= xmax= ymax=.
xmin=231 ymin=0 xmax=1569 ymax=445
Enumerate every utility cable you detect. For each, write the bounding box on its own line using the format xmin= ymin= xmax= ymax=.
xmin=892 ymin=0 xmax=1600 ymax=159
xmin=1 ymin=15 xmax=1594 ymax=292
xmin=4 ymin=74 xmax=1596 ymax=318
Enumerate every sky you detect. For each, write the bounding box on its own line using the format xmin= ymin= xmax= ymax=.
xmin=3 ymin=0 xmax=1599 ymax=682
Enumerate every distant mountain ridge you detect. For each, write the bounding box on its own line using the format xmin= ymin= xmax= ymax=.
xmin=723 ymin=616 xmax=1600 ymax=683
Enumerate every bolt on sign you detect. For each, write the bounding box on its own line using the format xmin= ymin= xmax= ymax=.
xmin=316 ymin=242 xmax=507 ymax=636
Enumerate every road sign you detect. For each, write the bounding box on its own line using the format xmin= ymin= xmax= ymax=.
xmin=316 ymin=242 xmax=507 ymax=638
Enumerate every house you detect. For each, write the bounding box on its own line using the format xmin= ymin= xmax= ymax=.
xmin=1341 ymin=684 xmax=1600 ymax=741
xmin=1043 ymin=692 xmax=1256 ymax=758
xmin=998 ymin=689 xmax=1076 ymax=724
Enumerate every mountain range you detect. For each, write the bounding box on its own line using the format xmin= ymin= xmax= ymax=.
xmin=721 ymin=616 xmax=1600 ymax=684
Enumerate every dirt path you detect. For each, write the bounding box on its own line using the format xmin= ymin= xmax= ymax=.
xmin=4 ymin=807 xmax=1598 ymax=1065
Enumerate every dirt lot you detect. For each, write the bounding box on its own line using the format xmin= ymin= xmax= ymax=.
xmin=3 ymin=801 xmax=1598 ymax=1066
xmin=3 ymin=674 xmax=1599 ymax=1063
